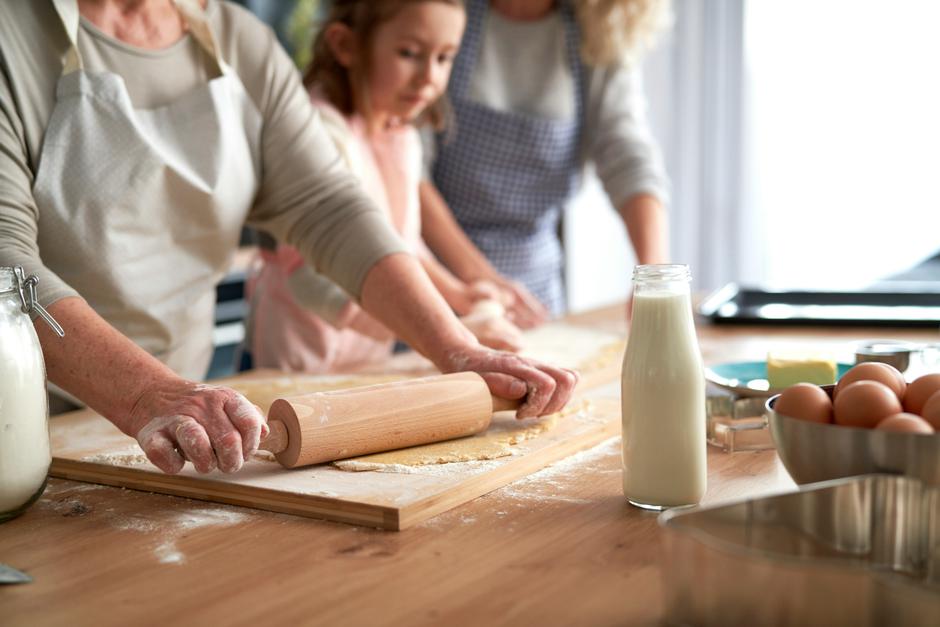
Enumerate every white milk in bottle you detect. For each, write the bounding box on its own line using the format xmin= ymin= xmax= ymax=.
xmin=621 ymin=264 xmax=706 ymax=509
xmin=0 ymin=266 xmax=64 ymax=522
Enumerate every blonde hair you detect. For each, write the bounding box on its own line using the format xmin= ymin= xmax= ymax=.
xmin=303 ymin=0 xmax=462 ymax=131
xmin=574 ymin=0 xmax=672 ymax=67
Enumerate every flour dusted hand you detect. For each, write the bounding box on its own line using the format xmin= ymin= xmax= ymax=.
xmin=126 ymin=380 xmax=269 ymax=474
xmin=439 ymin=346 xmax=578 ymax=419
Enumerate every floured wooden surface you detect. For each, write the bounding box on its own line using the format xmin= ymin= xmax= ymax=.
xmin=49 ymin=322 xmax=625 ymax=530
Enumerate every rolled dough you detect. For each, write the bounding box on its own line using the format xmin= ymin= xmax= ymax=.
xmin=333 ymin=400 xmax=590 ymax=472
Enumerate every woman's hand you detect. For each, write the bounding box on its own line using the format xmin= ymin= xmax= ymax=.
xmin=437 ymin=344 xmax=579 ymax=419
xmin=124 ymin=379 xmax=269 ymax=475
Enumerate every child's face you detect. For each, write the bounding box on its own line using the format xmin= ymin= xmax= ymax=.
xmin=367 ymin=2 xmax=466 ymax=125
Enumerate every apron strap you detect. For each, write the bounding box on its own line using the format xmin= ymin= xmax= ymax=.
xmin=50 ymin=0 xmax=83 ymax=74
xmin=172 ymin=0 xmax=229 ymax=75
xmin=49 ymin=0 xmax=227 ymax=77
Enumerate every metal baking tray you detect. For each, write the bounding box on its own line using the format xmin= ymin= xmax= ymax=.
xmin=660 ymin=475 xmax=940 ymax=626
xmin=698 ymin=283 xmax=940 ymax=327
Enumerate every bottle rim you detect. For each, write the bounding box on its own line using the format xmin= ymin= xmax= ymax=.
xmin=632 ymin=264 xmax=691 ymax=282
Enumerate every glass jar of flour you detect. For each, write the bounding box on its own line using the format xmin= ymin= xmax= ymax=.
xmin=0 ymin=266 xmax=64 ymax=522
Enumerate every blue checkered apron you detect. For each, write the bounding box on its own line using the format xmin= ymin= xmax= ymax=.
xmin=431 ymin=0 xmax=585 ymax=316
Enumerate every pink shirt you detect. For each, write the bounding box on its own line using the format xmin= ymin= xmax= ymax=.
xmin=247 ymin=94 xmax=425 ymax=373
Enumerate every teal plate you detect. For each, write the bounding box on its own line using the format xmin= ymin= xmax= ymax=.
xmin=705 ymin=361 xmax=852 ymax=398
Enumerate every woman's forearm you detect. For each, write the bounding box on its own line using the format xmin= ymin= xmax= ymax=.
xmin=359 ymin=253 xmax=474 ymax=367
xmin=617 ymin=193 xmax=669 ymax=265
xmin=36 ymin=297 xmax=179 ymax=434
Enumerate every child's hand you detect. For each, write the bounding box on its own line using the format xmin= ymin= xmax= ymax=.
xmin=460 ymin=299 xmax=524 ymax=353
xmin=486 ymin=279 xmax=549 ymax=330
xmin=466 ymin=279 xmax=548 ymax=330
xmin=465 ymin=279 xmax=508 ymax=304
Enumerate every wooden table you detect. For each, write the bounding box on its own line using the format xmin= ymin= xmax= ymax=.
xmin=2 ymin=306 xmax=937 ymax=626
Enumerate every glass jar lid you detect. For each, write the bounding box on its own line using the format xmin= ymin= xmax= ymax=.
xmin=0 ymin=266 xmax=64 ymax=337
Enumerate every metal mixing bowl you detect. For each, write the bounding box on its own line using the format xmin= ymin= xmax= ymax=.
xmin=660 ymin=474 xmax=940 ymax=626
xmin=767 ymin=386 xmax=940 ymax=486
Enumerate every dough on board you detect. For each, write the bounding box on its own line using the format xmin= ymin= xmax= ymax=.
xmin=333 ymin=401 xmax=590 ymax=471
xmin=228 ymin=323 xmax=621 ymax=472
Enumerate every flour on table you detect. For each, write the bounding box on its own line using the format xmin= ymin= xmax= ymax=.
xmin=82 ymin=445 xmax=151 ymax=466
xmin=334 ymin=400 xmax=590 ymax=472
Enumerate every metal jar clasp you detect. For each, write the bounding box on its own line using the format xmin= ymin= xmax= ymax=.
xmin=13 ymin=266 xmax=64 ymax=337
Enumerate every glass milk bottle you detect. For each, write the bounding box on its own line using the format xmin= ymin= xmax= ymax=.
xmin=621 ymin=264 xmax=706 ymax=510
xmin=1 ymin=266 xmax=64 ymax=522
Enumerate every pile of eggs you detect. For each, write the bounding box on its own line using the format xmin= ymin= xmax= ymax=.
xmin=774 ymin=364 xmax=940 ymax=434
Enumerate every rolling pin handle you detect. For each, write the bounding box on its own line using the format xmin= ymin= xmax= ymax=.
xmin=492 ymin=396 xmax=523 ymax=413
xmin=259 ymin=419 xmax=289 ymax=455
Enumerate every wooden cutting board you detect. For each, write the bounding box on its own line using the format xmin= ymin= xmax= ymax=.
xmin=49 ymin=323 xmax=624 ymax=530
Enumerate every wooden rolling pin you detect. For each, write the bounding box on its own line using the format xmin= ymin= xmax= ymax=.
xmin=259 ymin=372 xmax=520 ymax=468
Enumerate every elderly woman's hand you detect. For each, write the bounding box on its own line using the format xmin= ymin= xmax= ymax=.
xmin=437 ymin=344 xmax=579 ymax=419
xmin=124 ymin=379 xmax=268 ymax=474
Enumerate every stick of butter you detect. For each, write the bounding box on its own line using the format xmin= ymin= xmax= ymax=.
xmin=767 ymin=353 xmax=837 ymax=388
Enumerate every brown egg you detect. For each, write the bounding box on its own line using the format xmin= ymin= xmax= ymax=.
xmin=875 ymin=413 xmax=935 ymax=434
xmin=833 ymin=380 xmax=903 ymax=428
xmin=902 ymin=373 xmax=940 ymax=415
xmin=834 ymin=362 xmax=906 ymax=401
xmin=921 ymin=391 xmax=940 ymax=430
xmin=773 ymin=383 xmax=833 ymax=423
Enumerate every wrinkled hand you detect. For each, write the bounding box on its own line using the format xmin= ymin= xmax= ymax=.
xmin=439 ymin=345 xmax=579 ymax=419
xmin=125 ymin=379 xmax=268 ymax=474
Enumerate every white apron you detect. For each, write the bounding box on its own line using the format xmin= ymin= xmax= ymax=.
xmin=33 ymin=0 xmax=261 ymax=380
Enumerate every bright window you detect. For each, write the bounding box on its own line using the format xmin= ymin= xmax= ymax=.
xmin=745 ymin=0 xmax=940 ymax=289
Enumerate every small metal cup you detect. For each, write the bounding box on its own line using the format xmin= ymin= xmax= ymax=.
xmin=854 ymin=339 xmax=915 ymax=372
